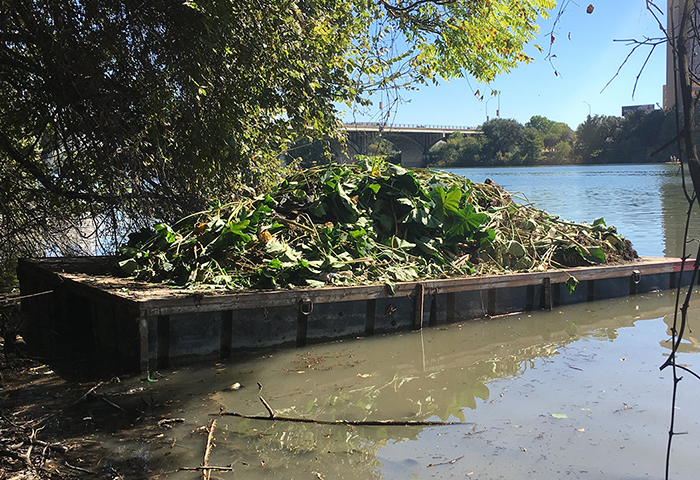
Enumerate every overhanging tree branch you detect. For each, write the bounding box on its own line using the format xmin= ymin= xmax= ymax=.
xmin=0 ymin=128 xmax=56 ymax=191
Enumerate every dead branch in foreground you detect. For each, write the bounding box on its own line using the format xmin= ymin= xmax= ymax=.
xmin=178 ymin=465 xmax=234 ymax=473
xmin=213 ymin=393 xmax=467 ymax=426
xmin=213 ymin=410 xmax=466 ymax=426
xmin=201 ymin=419 xmax=216 ymax=480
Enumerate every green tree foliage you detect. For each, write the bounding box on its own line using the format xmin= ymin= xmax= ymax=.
xmin=480 ymin=118 xmax=525 ymax=162
xmin=365 ymin=138 xmax=401 ymax=164
xmin=365 ymin=138 xmax=395 ymax=156
xmin=519 ymin=129 xmax=545 ymax=164
xmin=1 ymin=0 xmax=362 ymax=272
xmin=286 ymin=138 xmax=336 ymax=170
xmin=574 ymin=111 xmax=670 ymax=164
xmin=428 ymin=110 xmax=673 ymax=168
xmin=524 ymin=115 xmax=554 ymax=132
xmin=550 ymin=140 xmax=573 ymax=164
xmin=355 ymin=0 xmax=555 ymax=90
xmin=0 ymin=0 xmax=554 ymax=282
xmin=428 ymin=132 xmax=486 ymax=167
xmin=574 ymin=115 xmax=623 ymax=162
xmin=524 ymin=115 xmax=575 ymax=164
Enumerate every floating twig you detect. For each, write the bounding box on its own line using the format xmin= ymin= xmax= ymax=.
xmin=88 ymin=392 xmax=125 ymax=412
xmin=179 ymin=466 xmax=234 ymax=473
xmin=213 ymin=410 xmax=465 ymax=426
xmin=427 ymin=455 xmax=464 ymax=467
xmin=216 ymin=384 xmax=465 ymax=426
xmin=30 ymin=381 xmax=105 ymax=427
xmin=157 ymin=417 xmax=185 ymax=428
xmin=259 ymin=396 xmax=276 ymax=419
xmin=64 ymin=462 xmax=94 ymax=474
xmin=201 ymin=419 xmax=217 ymax=480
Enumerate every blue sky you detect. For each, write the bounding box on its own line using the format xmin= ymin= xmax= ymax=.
xmin=341 ymin=0 xmax=666 ymax=130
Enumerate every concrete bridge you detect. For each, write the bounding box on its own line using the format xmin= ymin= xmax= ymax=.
xmin=332 ymin=122 xmax=481 ymax=167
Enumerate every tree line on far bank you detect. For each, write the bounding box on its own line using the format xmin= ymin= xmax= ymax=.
xmin=428 ymin=108 xmax=677 ymax=167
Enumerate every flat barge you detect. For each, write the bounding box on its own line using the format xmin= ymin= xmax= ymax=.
xmin=17 ymin=256 xmax=693 ymax=374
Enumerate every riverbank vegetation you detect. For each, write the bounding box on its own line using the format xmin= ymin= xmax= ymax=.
xmin=428 ymin=108 xmax=677 ymax=167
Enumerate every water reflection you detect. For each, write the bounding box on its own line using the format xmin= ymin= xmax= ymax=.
xmin=660 ymin=168 xmax=700 ymax=258
xmin=94 ymin=291 xmax=692 ymax=479
xmin=660 ymin=303 xmax=700 ymax=354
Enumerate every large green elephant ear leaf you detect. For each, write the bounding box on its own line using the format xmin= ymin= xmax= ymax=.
xmin=445 ymin=203 xmax=488 ymax=239
xmin=431 ymin=185 xmax=463 ymax=220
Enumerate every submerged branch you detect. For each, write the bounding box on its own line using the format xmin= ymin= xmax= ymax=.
xmin=214 ymin=388 xmax=462 ymax=426
xmin=179 ymin=466 xmax=234 ymax=473
xmin=213 ymin=410 xmax=465 ymax=426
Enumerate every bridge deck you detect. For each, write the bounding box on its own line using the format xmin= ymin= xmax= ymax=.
xmin=343 ymin=122 xmax=480 ymax=134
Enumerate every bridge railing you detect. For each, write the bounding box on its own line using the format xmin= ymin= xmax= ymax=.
xmin=344 ymin=122 xmax=479 ymax=131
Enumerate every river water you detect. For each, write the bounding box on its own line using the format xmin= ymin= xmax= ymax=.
xmin=91 ymin=164 xmax=700 ymax=479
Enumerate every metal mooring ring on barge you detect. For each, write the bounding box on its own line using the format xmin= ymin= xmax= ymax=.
xmin=298 ymin=297 xmax=314 ymax=316
xmin=632 ymin=270 xmax=641 ymax=284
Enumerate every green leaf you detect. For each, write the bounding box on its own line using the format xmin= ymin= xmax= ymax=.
xmin=390 ymin=237 xmax=416 ymax=250
xmin=522 ymin=218 xmax=538 ymax=231
xmin=507 ymin=241 xmax=526 ymax=257
xmin=118 ymin=258 xmax=140 ymax=275
xmin=445 ymin=203 xmax=488 ymax=239
xmin=551 ymin=413 xmax=567 ymax=419
xmin=431 ymin=185 xmax=462 ymax=219
xmin=154 ymin=223 xmax=176 ymax=244
xmin=565 ymin=276 xmax=579 ymax=294
xmin=208 ymin=219 xmax=251 ymax=251
xmin=212 ymin=274 xmax=232 ymax=284
xmin=479 ymin=228 xmax=496 ymax=247
xmin=309 ymin=201 xmax=328 ymax=218
xmin=384 ymin=265 xmax=419 ymax=282
xmin=415 ymin=238 xmax=445 ymax=262
xmin=582 ymin=246 xmax=606 ymax=264
xmin=267 ymin=258 xmax=282 ymax=270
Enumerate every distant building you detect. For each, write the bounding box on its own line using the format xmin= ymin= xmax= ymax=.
xmin=621 ymin=104 xmax=655 ymax=116
xmin=664 ymin=0 xmax=700 ymax=110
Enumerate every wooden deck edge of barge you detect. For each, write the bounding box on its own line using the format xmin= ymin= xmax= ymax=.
xmin=18 ymin=256 xmax=691 ymax=318
xmin=17 ymin=257 xmax=141 ymax=310
xmin=125 ymin=257 xmax=693 ymax=316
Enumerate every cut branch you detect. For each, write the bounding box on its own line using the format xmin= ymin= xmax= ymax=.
xmin=201 ymin=419 xmax=216 ymax=480
xmin=213 ymin=410 xmax=466 ymax=426
xmin=179 ymin=466 xmax=234 ymax=473
xmin=259 ymin=396 xmax=276 ymax=419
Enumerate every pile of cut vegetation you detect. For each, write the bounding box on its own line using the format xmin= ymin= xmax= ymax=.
xmin=114 ymin=159 xmax=637 ymax=290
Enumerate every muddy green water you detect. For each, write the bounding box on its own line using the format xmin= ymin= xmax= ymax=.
xmin=93 ymin=164 xmax=700 ymax=479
